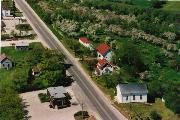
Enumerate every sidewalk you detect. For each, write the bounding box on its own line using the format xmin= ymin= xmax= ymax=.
xmin=0 ymin=39 xmax=40 ymax=47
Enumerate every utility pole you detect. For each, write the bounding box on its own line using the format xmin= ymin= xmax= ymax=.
xmin=81 ymin=102 xmax=84 ymax=120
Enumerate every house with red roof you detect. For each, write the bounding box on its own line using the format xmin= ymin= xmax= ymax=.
xmin=95 ymin=58 xmax=118 ymax=76
xmin=79 ymin=37 xmax=93 ymax=50
xmin=96 ymin=43 xmax=112 ymax=62
xmin=0 ymin=54 xmax=13 ymax=70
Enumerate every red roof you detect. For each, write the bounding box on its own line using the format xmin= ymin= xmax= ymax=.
xmin=98 ymin=59 xmax=108 ymax=67
xmin=96 ymin=43 xmax=111 ymax=55
xmin=79 ymin=37 xmax=91 ymax=44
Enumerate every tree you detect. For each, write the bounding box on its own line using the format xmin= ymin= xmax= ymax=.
xmin=113 ymin=43 xmax=146 ymax=76
xmin=12 ymin=69 xmax=29 ymax=92
xmin=150 ymin=111 xmax=162 ymax=120
xmin=0 ymin=88 xmax=26 ymax=120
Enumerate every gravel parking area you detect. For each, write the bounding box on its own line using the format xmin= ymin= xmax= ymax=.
xmin=20 ymin=87 xmax=81 ymax=120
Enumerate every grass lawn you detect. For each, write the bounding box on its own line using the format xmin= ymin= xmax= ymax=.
xmin=0 ymin=43 xmax=43 ymax=87
xmin=115 ymin=98 xmax=179 ymax=120
xmin=162 ymin=1 xmax=180 ymax=13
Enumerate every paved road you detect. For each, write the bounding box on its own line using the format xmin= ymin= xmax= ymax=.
xmin=15 ymin=0 xmax=127 ymax=120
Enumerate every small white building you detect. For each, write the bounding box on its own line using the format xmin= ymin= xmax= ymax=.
xmin=95 ymin=58 xmax=118 ymax=76
xmin=0 ymin=54 xmax=13 ymax=70
xmin=15 ymin=42 xmax=29 ymax=50
xmin=96 ymin=43 xmax=112 ymax=62
xmin=2 ymin=4 xmax=11 ymax=17
xmin=116 ymin=83 xmax=148 ymax=103
xmin=79 ymin=37 xmax=93 ymax=50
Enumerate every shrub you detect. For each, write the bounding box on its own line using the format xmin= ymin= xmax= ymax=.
xmin=38 ymin=93 xmax=50 ymax=103
xmin=1 ymin=34 xmax=10 ymax=40
xmin=150 ymin=111 xmax=162 ymax=120
xmin=74 ymin=111 xmax=89 ymax=120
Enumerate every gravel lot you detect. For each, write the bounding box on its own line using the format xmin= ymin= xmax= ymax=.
xmin=20 ymin=87 xmax=81 ymax=120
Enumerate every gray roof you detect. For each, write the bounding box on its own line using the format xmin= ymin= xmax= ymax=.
xmin=15 ymin=42 xmax=29 ymax=47
xmin=47 ymin=86 xmax=67 ymax=99
xmin=117 ymin=83 xmax=148 ymax=94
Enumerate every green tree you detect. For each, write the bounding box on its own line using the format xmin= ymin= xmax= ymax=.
xmin=150 ymin=111 xmax=162 ymax=120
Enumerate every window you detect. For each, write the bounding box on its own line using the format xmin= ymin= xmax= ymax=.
xmin=133 ymin=95 xmax=135 ymax=100
xmin=126 ymin=96 xmax=128 ymax=100
xmin=140 ymin=95 xmax=142 ymax=100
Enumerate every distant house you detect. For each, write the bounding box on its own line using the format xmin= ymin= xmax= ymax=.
xmin=32 ymin=66 xmax=41 ymax=77
xmin=15 ymin=42 xmax=29 ymax=50
xmin=1 ymin=3 xmax=11 ymax=17
xmin=47 ymin=86 xmax=71 ymax=109
xmin=79 ymin=37 xmax=93 ymax=50
xmin=0 ymin=54 xmax=13 ymax=70
xmin=95 ymin=58 xmax=118 ymax=76
xmin=116 ymin=83 xmax=148 ymax=103
xmin=96 ymin=43 xmax=112 ymax=62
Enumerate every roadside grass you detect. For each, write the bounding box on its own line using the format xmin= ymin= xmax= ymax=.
xmin=114 ymin=98 xmax=179 ymax=120
xmin=162 ymin=1 xmax=180 ymax=13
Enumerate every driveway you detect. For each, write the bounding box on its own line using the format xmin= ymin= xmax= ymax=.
xmin=20 ymin=87 xmax=81 ymax=120
xmin=0 ymin=39 xmax=40 ymax=47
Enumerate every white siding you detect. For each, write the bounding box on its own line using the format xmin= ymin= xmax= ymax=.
xmin=116 ymin=85 xmax=123 ymax=103
xmin=97 ymin=52 xmax=104 ymax=60
xmin=117 ymin=93 xmax=147 ymax=103
xmin=2 ymin=10 xmax=11 ymax=17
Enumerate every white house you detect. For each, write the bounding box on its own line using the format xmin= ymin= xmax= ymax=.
xmin=96 ymin=43 xmax=112 ymax=62
xmin=95 ymin=58 xmax=118 ymax=76
xmin=116 ymin=83 xmax=148 ymax=103
xmin=0 ymin=54 xmax=13 ymax=70
xmin=79 ymin=37 xmax=93 ymax=50
xmin=2 ymin=4 xmax=11 ymax=17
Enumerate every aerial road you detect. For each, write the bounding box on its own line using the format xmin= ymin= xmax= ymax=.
xmin=14 ymin=0 xmax=127 ymax=120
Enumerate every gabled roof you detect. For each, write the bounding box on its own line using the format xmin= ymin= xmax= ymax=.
xmin=96 ymin=43 xmax=111 ymax=56
xmin=47 ymin=86 xmax=67 ymax=99
xmin=97 ymin=58 xmax=115 ymax=68
xmin=79 ymin=37 xmax=91 ymax=44
xmin=0 ymin=54 xmax=10 ymax=63
xmin=98 ymin=59 xmax=107 ymax=67
xmin=32 ymin=66 xmax=40 ymax=73
xmin=117 ymin=83 xmax=148 ymax=94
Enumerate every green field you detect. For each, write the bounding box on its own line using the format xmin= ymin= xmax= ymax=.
xmin=162 ymin=1 xmax=180 ymax=13
xmin=0 ymin=43 xmax=43 ymax=86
